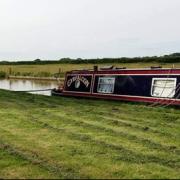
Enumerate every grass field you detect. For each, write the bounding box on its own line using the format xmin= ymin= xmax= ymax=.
xmin=1 ymin=62 xmax=180 ymax=77
xmin=0 ymin=90 xmax=180 ymax=179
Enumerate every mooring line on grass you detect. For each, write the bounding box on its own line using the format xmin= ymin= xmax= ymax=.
xmin=15 ymin=88 xmax=53 ymax=92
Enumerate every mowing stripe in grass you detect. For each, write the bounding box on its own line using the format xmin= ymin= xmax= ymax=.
xmin=21 ymin=115 xmax=180 ymax=169
xmin=75 ymin=111 xmax=178 ymax=139
xmin=33 ymin=110 xmax=180 ymax=155
xmin=1 ymin=107 xmax=179 ymax=157
xmin=0 ymin=140 xmax=82 ymax=179
xmin=43 ymin=104 xmax=180 ymax=140
xmin=0 ymin=149 xmax=58 ymax=179
xmin=97 ymin=115 xmax=174 ymax=137
xmin=99 ymin=110 xmax=180 ymax=128
xmin=91 ymin=106 xmax=180 ymax=125
xmin=67 ymin=107 xmax=180 ymax=139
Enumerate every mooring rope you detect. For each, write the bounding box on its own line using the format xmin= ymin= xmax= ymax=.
xmin=159 ymin=84 xmax=180 ymax=107
xmin=15 ymin=88 xmax=54 ymax=92
xmin=161 ymin=93 xmax=180 ymax=108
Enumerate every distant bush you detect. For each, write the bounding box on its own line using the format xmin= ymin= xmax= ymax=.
xmin=53 ymin=72 xmax=65 ymax=78
xmin=34 ymin=71 xmax=51 ymax=77
xmin=13 ymin=72 xmax=21 ymax=76
xmin=0 ymin=71 xmax=6 ymax=78
xmin=21 ymin=72 xmax=34 ymax=76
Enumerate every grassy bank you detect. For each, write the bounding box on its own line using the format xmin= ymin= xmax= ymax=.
xmin=0 ymin=62 xmax=180 ymax=78
xmin=0 ymin=90 xmax=180 ymax=178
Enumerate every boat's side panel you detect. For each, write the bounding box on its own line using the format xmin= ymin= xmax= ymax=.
xmin=93 ymin=75 xmax=180 ymax=99
xmin=60 ymin=71 xmax=180 ymax=105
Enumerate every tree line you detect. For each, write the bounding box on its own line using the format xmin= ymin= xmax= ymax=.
xmin=0 ymin=53 xmax=180 ymax=65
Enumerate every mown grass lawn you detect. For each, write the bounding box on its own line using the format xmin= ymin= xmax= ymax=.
xmin=0 ymin=90 xmax=179 ymax=179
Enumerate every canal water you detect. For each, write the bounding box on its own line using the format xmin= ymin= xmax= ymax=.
xmin=0 ymin=79 xmax=59 ymax=96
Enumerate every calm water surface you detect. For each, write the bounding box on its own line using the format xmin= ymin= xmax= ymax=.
xmin=0 ymin=79 xmax=58 ymax=96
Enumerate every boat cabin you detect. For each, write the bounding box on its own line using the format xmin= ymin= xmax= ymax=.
xmin=52 ymin=66 xmax=180 ymax=106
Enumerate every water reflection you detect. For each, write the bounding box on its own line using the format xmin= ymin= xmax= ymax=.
xmin=0 ymin=79 xmax=58 ymax=96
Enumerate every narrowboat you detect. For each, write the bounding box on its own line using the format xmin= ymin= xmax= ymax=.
xmin=51 ymin=66 xmax=180 ymax=106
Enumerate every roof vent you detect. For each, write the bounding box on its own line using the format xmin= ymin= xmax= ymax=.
xmin=150 ymin=66 xmax=162 ymax=69
xmin=115 ymin=67 xmax=126 ymax=70
xmin=100 ymin=65 xmax=114 ymax=70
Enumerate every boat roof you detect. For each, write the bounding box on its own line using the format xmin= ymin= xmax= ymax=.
xmin=67 ymin=66 xmax=180 ymax=74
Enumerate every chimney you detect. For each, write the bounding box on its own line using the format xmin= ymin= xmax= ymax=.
xmin=94 ymin=66 xmax=98 ymax=71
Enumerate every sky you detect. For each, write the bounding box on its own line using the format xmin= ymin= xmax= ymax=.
xmin=0 ymin=0 xmax=180 ymax=61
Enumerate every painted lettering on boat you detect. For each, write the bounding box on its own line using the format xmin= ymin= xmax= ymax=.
xmin=67 ymin=75 xmax=90 ymax=88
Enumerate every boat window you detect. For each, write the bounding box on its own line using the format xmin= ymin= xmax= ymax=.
xmin=97 ymin=77 xmax=115 ymax=94
xmin=151 ymin=78 xmax=177 ymax=98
